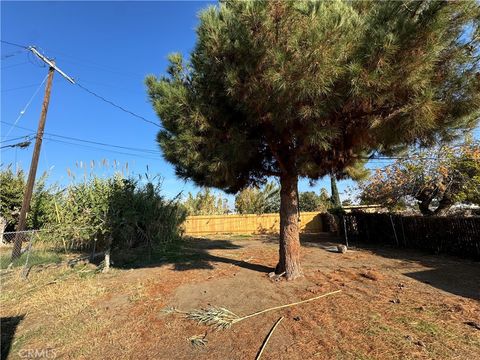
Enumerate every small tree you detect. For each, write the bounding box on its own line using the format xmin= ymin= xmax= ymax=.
xmin=359 ymin=140 xmax=480 ymax=215
xmin=235 ymin=182 xmax=280 ymax=214
xmin=147 ymin=1 xmax=480 ymax=279
xmin=183 ymin=188 xmax=230 ymax=215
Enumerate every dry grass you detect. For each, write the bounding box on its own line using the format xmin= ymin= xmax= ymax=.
xmin=1 ymin=235 xmax=479 ymax=360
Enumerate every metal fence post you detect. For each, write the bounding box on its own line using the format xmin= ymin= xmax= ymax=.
xmin=21 ymin=235 xmax=34 ymax=279
xmin=342 ymin=215 xmax=349 ymax=247
xmin=389 ymin=215 xmax=399 ymax=247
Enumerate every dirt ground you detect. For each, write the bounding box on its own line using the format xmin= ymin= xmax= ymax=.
xmin=1 ymin=234 xmax=479 ymax=360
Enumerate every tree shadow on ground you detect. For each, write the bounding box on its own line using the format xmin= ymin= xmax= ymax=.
xmin=260 ymin=232 xmax=343 ymax=250
xmin=262 ymin=232 xmax=480 ymax=300
xmin=1 ymin=315 xmax=24 ymax=360
xmin=112 ymin=237 xmax=273 ymax=274
xmin=350 ymin=242 xmax=480 ymax=301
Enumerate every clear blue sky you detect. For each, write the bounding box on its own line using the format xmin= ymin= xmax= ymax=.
xmin=1 ymin=1 xmax=477 ymax=205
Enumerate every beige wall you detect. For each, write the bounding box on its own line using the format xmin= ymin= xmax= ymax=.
xmin=183 ymin=212 xmax=323 ymax=236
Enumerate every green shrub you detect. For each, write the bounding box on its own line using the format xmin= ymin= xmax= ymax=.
xmin=43 ymin=174 xmax=187 ymax=252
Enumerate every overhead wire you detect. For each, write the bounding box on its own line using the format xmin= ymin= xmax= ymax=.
xmin=0 ymin=134 xmax=35 ymax=144
xmin=2 ymin=40 xmax=160 ymax=128
xmin=75 ymin=82 xmax=161 ymax=128
xmin=43 ymin=136 xmax=163 ymax=160
xmin=0 ymin=141 xmax=31 ymax=150
xmin=0 ymin=120 xmax=160 ymax=156
xmin=2 ymin=73 xmax=49 ymax=139
xmin=0 ymin=40 xmax=28 ymax=49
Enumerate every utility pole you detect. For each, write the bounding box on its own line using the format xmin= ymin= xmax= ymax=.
xmin=11 ymin=47 xmax=75 ymax=261
xmin=11 ymin=65 xmax=55 ymax=260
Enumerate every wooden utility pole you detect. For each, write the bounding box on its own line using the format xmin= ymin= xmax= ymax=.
xmin=11 ymin=64 xmax=55 ymax=261
xmin=10 ymin=46 xmax=74 ymax=261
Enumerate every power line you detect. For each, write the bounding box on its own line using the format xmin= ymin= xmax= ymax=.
xmin=0 ymin=40 xmax=28 ymax=49
xmin=0 ymin=134 xmax=35 ymax=144
xmin=47 ymin=133 xmax=159 ymax=154
xmin=0 ymin=120 xmax=160 ymax=155
xmin=43 ymin=136 xmax=162 ymax=160
xmin=0 ymin=141 xmax=31 ymax=150
xmin=76 ymin=82 xmax=161 ymax=128
xmin=2 ymin=41 xmax=160 ymax=129
xmin=0 ymin=120 xmax=463 ymax=163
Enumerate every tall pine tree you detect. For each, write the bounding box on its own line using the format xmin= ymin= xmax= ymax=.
xmin=147 ymin=0 xmax=480 ymax=280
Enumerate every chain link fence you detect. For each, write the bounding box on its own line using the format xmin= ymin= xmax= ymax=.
xmin=1 ymin=228 xmax=109 ymax=278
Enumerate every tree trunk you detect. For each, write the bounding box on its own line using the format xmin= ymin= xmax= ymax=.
xmin=275 ymin=173 xmax=302 ymax=280
xmin=418 ymin=200 xmax=433 ymax=216
xmin=433 ymin=192 xmax=453 ymax=216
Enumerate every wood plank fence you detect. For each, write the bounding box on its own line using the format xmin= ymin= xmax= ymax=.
xmin=183 ymin=212 xmax=324 ymax=236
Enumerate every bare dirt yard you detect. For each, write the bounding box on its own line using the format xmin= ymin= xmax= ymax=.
xmin=1 ymin=234 xmax=479 ymax=360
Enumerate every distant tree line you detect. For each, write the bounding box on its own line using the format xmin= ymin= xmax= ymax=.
xmin=183 ymin=178 xmax=348 ymax=215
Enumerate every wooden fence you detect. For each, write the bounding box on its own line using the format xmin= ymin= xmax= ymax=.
xmin=344 ymin=213 xmax=480 ymax=260
xmin=183 ymin=212 xmax=324 ymax=236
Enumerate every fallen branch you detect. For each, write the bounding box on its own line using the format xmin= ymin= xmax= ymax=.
xmin=233 ymin=289 xmax=342 ymax=324
xmin=165 ymin=289 xmax=342 ymax=330
xmin=255 ymin=317 xmax=284 ymax=360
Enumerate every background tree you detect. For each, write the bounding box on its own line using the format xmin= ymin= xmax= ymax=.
xmin=0 ymin=167 xmax=25 ymax=231
xmin=298 ymin=189 xmax=332 ymax=212
xmin=235 ymin=182 xmax=280 ymax=214
xmin=298 ymin=191 xmax=321 ymax=212
xmin=0 ymin=167 xmax=54 ymax=231
xmin=146 ymin=0 xmax=480 ymax=279
xmin=359 ymin=140 xmax=480 ymax=215
xmin=183 ymin=188 xmax=230 ymax=215
xmin=330 ymin=177 xmax=342 ymax=209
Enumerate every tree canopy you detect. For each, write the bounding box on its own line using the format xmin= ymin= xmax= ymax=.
xmin=147 ymin=0 xmax=479 ymax=192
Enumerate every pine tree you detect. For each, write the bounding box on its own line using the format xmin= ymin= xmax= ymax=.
xmin=146 ymin=0 xmax=480 ymax=280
